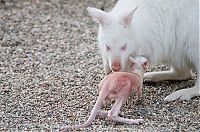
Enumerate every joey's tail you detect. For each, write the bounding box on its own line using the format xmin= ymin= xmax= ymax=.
xmin=60 ymin=92 xmax=107 ymax=130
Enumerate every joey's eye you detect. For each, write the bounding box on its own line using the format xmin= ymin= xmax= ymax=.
xmin=132 ymin=62 xmax=136 ymax=66
xmin=131 ymin=62 xmax=136 ymax=70
xmin=105 ymin=45 xmax=111 ymax=51
xmin=121 ymin=43 xmax=127 ymax=51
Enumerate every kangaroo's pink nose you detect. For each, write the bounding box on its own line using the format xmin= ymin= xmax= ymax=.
xmin=112 ymin=62 xmax=121 ymax=72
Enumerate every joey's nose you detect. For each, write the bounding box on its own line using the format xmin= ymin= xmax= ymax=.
xmin=112 ymin=62 xmax=121 ymax=72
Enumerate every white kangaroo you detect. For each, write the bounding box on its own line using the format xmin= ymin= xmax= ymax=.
xmin=87 ymin=0 xmax=199 ymax=101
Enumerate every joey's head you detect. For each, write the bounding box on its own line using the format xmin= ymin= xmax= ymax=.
xmin=87 ymin=7 xmax=138 ymax=72
xmin=129 ymin=56 xmax=148 ymax=75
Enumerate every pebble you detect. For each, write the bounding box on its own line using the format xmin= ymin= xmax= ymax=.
xmin=0 ymin=0 xmax=199 ymax=132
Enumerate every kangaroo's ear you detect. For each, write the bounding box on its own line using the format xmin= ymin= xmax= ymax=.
xmin=129 ymin=56 xmax=136 ymax=70
xmin=122 ymin=7 xmax=137 ymax=28
xmin=87 ymin=7 xmax=112 ymax=26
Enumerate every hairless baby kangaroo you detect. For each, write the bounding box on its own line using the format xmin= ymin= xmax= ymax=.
xmin=60 ymin=56 xmax=148 ymax=131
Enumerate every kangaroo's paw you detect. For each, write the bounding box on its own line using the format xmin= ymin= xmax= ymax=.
xmin=164 ymin=86 xmax=199 ymax=102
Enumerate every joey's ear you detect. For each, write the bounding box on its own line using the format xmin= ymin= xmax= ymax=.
xmin=141 ymin=57 xmax=148 ymax=70
xmin=122 ymin=7 xmax=137 ymax=27
xmin=128 ymin=57 xmax=136 ymax=70
xmin=87 ymin=7 xmax=111 ymax=26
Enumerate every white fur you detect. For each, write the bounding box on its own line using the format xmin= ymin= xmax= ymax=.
xmin=88 ymin=0 xmax=199 ymax=101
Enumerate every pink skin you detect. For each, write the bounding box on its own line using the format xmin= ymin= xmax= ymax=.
xmin=60 ymin=56 xmax=148 ymax=131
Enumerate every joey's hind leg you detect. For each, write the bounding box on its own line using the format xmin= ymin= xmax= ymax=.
xmin=144 ymin=67 xmax=193 ymax=82
xmin=108 ymin=97 xmax=144 ymax=125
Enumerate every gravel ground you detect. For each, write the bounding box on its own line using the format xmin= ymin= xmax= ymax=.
xmin=0 ymin=0 xmax=199 ymax=131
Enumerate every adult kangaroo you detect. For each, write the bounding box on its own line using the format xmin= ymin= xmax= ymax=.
xmin=87 ymin=0 xmax=199 ymax=101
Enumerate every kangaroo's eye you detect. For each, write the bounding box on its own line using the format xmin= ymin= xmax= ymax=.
xmin=121 ymin=43 xmax=127 ymax=51
xmin=105 ymin=45 xmax=111 ymax=51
